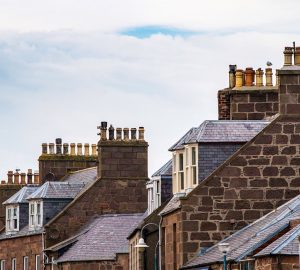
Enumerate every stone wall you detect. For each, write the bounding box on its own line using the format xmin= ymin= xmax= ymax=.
xmin=218 ymin=89 xmax=278 ymax=120
xmin=198 ymin=143 xmax=244 ymax=181
xmin=255 ymin=256 xmax=299 ymax=270
xmin=0 ymin=234 xmax=42 ymax=270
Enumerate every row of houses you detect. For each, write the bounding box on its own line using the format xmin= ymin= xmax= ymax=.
xmin=0 ymin=45 xmax=299 ymax=270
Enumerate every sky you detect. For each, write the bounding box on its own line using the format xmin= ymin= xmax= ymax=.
xmin=0 ymin=0 xmax=300 ymax=179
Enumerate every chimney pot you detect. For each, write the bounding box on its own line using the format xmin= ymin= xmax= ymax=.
xmin=295 ymin=47 xmax=300 ymax=65
xmin=265 ymin=68 xmax=273 ymax=86
xmin=63 ymin=143 xmax=69 ymax=155
xmin=91 ymin=144 xmax=97 ymax=155
xmin=284 ymin=46 xmax=293 ymax=66
xmin=235 ymin=69 xmax=244 ymax=87
xmin=255 ymin=68 xmax=264 ymax=86
xmin=70 ymin=143 xmax=76 ymax=156
xmin=84 ymin=143 xmax=90 ymax=156
xmin=276 ymin=69 xmax=280 ymax=86
xmin=56 ymin=138 xmax=62 ymax=154
xmin=131 ymin=128 xmax=137 ymax=140
xmin=49 ymin=143 xmax=55 ymax=154
xmin=245 ymin=67 xmax=255 ymax=86
xmin=77 ymin=143 xmax=83 ymax=155
xmin=123 ymin=128 xmax=129 ymax=141
xmin=116 ymin=128 xmax=122 ymax=140
xmin=34 ymin=171 xmax=39 ymax=184
xmin=20 ymin=173 xmax=26 ymax=184
xmin=108 ymin=125 xmax=115 ymax=140
xmin=42 ymin=143 xmax=48 ymax=154
xmin=100 ymin=123 xmax=108 ymax=141
xmin=7 ymin=171 xmax=13 ymax=184
xmin=101 ymin=121 xmax=108 ymax=128
xmin=138 ymin=127 xmax=145 ymax=141
xmin=27 ymin=169 xmax=33 ymax=184
xmin=13 ymin=171 xmax=20 ymax=184
xmin=229 ymin=65 xmax=237 ymax=88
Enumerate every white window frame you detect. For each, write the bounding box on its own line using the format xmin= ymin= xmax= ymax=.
xmin=11 ymin=258 xmax=16 ymax=270
xmin=5 ymin=205 xmax=19 ymax=233
xmin=29 ymin=201 xmax=43 ymax=230
xmin=0 ymin=260 xmax=5 ymax=270
xmin=23 ymin=256 xmax=28 ymax=270
xmin=35 ymin=255 xmax=40 ymax=270
xmin=178 ymin=152 xmax=185 ymax=192
xmin=191 ymin=145 xmax=198 ymax=186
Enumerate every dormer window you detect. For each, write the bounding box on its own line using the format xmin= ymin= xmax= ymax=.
xmin=6 ymin=205 xmax=19 ymax=233
xmin=29 ymin=201 xmax=43 ymax=230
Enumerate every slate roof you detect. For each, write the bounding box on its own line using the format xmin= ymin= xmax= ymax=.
xmin=182 ymin=195 xmax=300 ymax=269
xmin=0 ymin=225 xmax=43 ymax=240
xmin=159 ymin=196 xmax=181 ymax=216
xmin=26 ymin=182 xmax=85 ymax=200
xmin=255 ymin=223 xmax=300 ymax=257
xmin=61 ymin=167 xmax=97 ymax=185
xmin=3 ymin=186 xmax=39 ymax=205
xmin=152 ymin=159 xmax=172 ymax=177
xmin=169 ymin=120 xmax=269 ymax=151
xmin=56 ymin=213 xmax=144 ymax=262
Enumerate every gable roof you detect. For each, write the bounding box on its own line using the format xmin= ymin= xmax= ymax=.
xmin=169 ymin=120 xmax=269 ymax=151
xmin=61 ymin=167 xmax=97 ymax=184
xmin=27 ymin=182 xmax=85 ymax=200
xmin=56 ymin=213 xmax=144 ymax=263
xmin=152 ymin=159 xmax=172 ymax=177
xmin=182 ymin=195 xmax=300 ymax=269
xmin=3 ymin=186 xmax=39 ymax=205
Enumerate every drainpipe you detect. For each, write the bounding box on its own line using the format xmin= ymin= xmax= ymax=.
xmin=159 ymin=214 xmax=163 ymax=270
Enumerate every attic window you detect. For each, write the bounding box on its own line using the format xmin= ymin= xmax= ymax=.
xmin=29 ymin=201 xmax=43 ymax=230
xmin=6 ymin=205 xmax=19 ymax=233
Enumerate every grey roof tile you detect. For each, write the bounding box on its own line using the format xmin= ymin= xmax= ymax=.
xmin=3 ymin=186 xmax=39 ymax=205
xmin=182 ymin=195 xmax=300 ymax=269
xmin=61 ymin=167 xmax=97 ymax=185
xmin=0 ymin=225 xmax=42 ymax=240
xmin=159 ymin=196 xmax=181 ymax=216
xmin=27 ymin=182 xmax=85 ymax=200
xmin=169 ymin=120 xmax=269 ymax=151
xmin=152 ymin=159 xmax=172 ymax=177
xmin=57 ymin=213 xmax=144 ymax=262
xmin=255 ymin=223 xmax=300 ymax=257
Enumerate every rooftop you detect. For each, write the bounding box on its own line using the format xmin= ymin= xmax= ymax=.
xmin=169 ymin=120 xmax=269 ymax=151
xmin=152 ymin=159 xmax=172 ymax=178
xmin=182 ymin=195 xmax=300 ymax=269
xmin=3 ymin=186 xmax=39 ymax=205
xmin=61 ymin=167 xmax=97 ymax=185
xmin=56 ymin=213 xmax=144 ymax=262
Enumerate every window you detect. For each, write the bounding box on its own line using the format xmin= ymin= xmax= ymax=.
xmin=0 ymin=260 xmax=5 ymax=270
xmin=11 ymin=258 xmax=16 ymax=270
xmin=191 ymin=147 xmax=197 ymax=185
xmin=35 ymin=255 xmax=40 ymax=270
xmin=179 ymin=153 xmax=184 ymax=190
xmin=29 ymin=201 xmax=43 ymax=230
xmin=23 ymin=257 xmax=28 ymax=270
xmin=6 ymin=206 xmax=19 ymax=233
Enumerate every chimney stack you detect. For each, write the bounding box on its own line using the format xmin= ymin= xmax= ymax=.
xmin=13 ymin=171 xmax=20 ymax=184
xmin=109 ymin=125 xmax=115 ymax=140
xmin=20 ymin=173 xmax=26 ymax=184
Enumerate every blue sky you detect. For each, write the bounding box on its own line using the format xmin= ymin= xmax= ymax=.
xmin=0 ymin=0 xmax=300 ymax=179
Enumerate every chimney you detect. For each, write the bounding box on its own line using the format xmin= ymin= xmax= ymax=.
xmin=34 ymin=171 xmax=40 ymax=184
xmin=255 ymin=68 xmax=264 ymax=86
xmin=279 ymin=45 xmax=300 ymax=115
xmin=97 ymin=122 xmax=148 ymax=179
xmin=109 ymin=125 xmax=115 ymax=140
xmin=99 ymin=121 xmax=108 ymax=141
xmin=63 ymin=143 xmax=69 ymax=155
xmin=20 ymin=173 xmax=26 ymax=184
xmin=27 ymin=169 xmax=33 ymax=184
xmin=229 ymin=65 xmax=237 ymax=88
xmin=265 ymin=68 xmax=273 ymax=86
xmin=77 ymin=143 xmax=83 ymax=155
xmin=42 ymin=143 xmax=48 ymax=154
xmin=295 ymin=47 xmax=300 ymax=65
xmin=284 ymin=47 xmax=293 ymax=66
xmin=235 ymin=69 xmax=244 ymax=87
xmin=91 ymin=144 xmax=97 ymax=155
xmin=70 ymin=143 xmax=76 ymax=156
xmin=7 ymin=171 xmax=13 ymax=184
xmin=13 ymin=171 xmax=20 ymax=184
xmin=49 ymin=143 xmax=55 ymax=154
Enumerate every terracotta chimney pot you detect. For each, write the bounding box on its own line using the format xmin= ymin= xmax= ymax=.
xmin=235 ymin=69 xmax=244 ymax=87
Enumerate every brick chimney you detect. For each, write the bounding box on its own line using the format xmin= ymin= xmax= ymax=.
xmin=278 ymin=46 xmax=300 ymax=116
xmin=39 ymin=138 xmax=98 ymax=183
xmin=97 ymin=121 xmax=148 ymax=180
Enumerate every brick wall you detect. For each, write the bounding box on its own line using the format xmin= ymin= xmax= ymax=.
xmin=218 ymin=89 xmax=278 ymax=120
xmin=0 ymin=234 xmax=42 ymax=270
xmin=198 ymin=143 xmax=244 ymax=181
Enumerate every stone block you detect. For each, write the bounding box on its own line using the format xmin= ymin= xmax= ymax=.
xmin=280 ymin=167 xmax=295 ymax=176
xmin=263 ymin=167 xmax=279 ymax=177
xmin=243 ymin=167 xmax=261 ymax=176
xmin=200 ymin=221 xmax=217 ymax=231
xmin=229 ymin=178 xmax=248 ymax=188
xmin=269 ymin=178 xmax=288 ymax=187
xmin=240 ymin=190 xmax=263 ymax=199
xmin=254 ymin=135 xmax=273 ymax=145
xmin=263 ymin=146 xmax=278 ymax=155
xmin=244 ymin=210 xmax=261 ymax=220
xmin=266 ymin=189 xmax=284 ymax=199
xmin=235 ymin=200 xmax=251 ymax=209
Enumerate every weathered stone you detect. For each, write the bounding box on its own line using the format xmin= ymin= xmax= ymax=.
xmin=263 ymin=167 xmax=279 ymax=177
xmin=229 ymin=178 xmax=248 ymax=188
xmin=248 ymin=158 xmax=270 ymax=165
xmin=240 ymin=190 xmax=263 ymax=199
xmin=219 ymin=167 xmax=241 ymax=177
xmin=275 ymin=135 xmax=288 ymax=144
xmin=272 ymin=156 xmax=288 ymax=165
xmin=290 ymin=135 xmax=300 ymax=144
xmin=241 ymin=146 xmax=261 ymax=155
xmin=235 ymin=200 xmax=250 ymax=209
xmin=291 ymin=158 xmax=300 ymax=165
xmin=243 ymin=167 xmax=261 ymax=176
xmin=230 ymin=157 xmax=247 ymax=166
xmin=189 ymin=213 xmax=208 ymax=220
xmin=263 ymin=146 xmax=278 ymax=155
xmin=224 ymin=189 xmax=238 ymax=199
xmin=250 ymin=179 xmax=268 ymax=187
xmin=190 ymin=232 xmax=210 ymax=241
xmin=285 ymin=189 xmax=300 ymax=199
xmin=200 ymin=221 xmax=217 ymax=231
xmin=290 ymin=177 xmax=300 ymax=187
xmin=280 ymin=167 xmax=295 ymax=176
xmin=209 ymin=187 xmax=224 ymax=196
xmin=266 ymin=189 xmax=284 ymax=199
xmin=202 ymin=196 xmax=213 ymax=206
xmin=269 ymin=178 xmax=288 ymax=187
xmin=225 ymin=210 xmax=243 ymax=220
xmin=182 ymin=221 xmax=199 ymax=231
xmin=253 ymin=201 xmax=273 ymax=209
xmin=216 ymin=202 xmax=234 ymax=209
xmin=254 ymin=135 xmax=273 ymax=145
xmin=281 ymin=146 xmax=296 ymax=155
xmin=244 ymin=210 xmax=261 ymax=220
xmin=283 ymin=124 xmax=295 ymax=134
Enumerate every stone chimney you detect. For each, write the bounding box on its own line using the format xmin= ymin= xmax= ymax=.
xmin=97 ymin=122 xmax=148 ymax=180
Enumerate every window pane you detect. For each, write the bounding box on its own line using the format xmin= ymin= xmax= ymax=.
xmin=180 ymin=172 xmax=184 ymax=190
xmin=179 ymin=154 xmax=184 ymax=171
xmin=192 ymin=147 xmax=196 ymax=165
xmin=13 ymin=219 xmax=17 ymax=229
xmin=37 ymin=203 xmax=41 ymax=214
xmin=35 ymin=255 xmax=40 ymax=270
xmin=7 ymin=209 xmax=11 ymax=219
xmin=30 ymin=204 xmax=34 ymax=214
xmin=193 ymin=167 xmax=197 ymax=185
xmin=12 ymin=259 xmax=16 ymax=270
xmin=1 ymin=260 xmax=5 ymax=270
xmin=23 ymin=257 xmax=28 ymax=270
